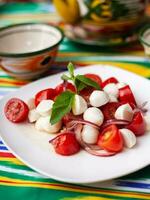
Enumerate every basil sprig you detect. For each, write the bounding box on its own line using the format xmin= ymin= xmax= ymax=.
xmin=50 ymin=91 xmax=75 ymax=125
xmin=61 ymin=62 xmax=101 ymax=92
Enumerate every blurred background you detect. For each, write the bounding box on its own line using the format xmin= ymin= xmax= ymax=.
xmin=0 ymin=0 xmax=149 ymax=44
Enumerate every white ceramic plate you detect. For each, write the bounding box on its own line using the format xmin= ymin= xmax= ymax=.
xmin=0 ymin=64 xmax=150 ymax=184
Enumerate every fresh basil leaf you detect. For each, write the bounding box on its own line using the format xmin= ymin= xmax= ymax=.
xmin=61 ymin=74 xmax=70 ymax=81
xmin=75 ymin=78 xmax=87 ymax=92
xmin=76 ymin=75 xmax=100 ymax=90
xmin=67 ymin=62 xmax=75 ymax=77
xmin=50 ymin=91 xmax=75 ymax=125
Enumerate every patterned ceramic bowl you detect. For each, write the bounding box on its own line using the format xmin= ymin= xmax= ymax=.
xmin=0 ymin=23 xmax=64 ymax=80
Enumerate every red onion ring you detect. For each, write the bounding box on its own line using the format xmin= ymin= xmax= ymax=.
xmin=74 ymin=124 xmax=116 ymax=157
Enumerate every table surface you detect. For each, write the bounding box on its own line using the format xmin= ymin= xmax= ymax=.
xmin=0 ymin=2 xmax=150 ymax=200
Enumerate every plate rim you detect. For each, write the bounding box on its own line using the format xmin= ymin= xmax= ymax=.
xmin=0 ymin=64 xmax=150 ymax=184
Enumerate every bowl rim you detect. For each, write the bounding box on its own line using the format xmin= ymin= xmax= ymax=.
xmin=139 ymin=24 xmax=150 ymax=47
xmin=0 ymin=23 xmax=64 ymax=58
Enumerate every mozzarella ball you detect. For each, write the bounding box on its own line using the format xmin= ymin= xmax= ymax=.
xmin=82 ymin=125 xmax=99 ymax=144
xmin=103 ymin=83 xmax=119 ymax=98
xmin=36 ymin=100 xmax=54 ymax=116
xmin=89 ymin=90 xmax=109 ymax=107
xmin=83 ymin=107 xmax=104 ymax=126
xmin=108 ymin=94 xmax=118 ymax=102
xmin=28 ymin=109 xmax=40 ymax=123
xmin=35 ymin=116 xmax=62 ymax=133
xmin=72 ymin=94 xmax=87 ymax=115
xmin=144 ymin=114 xmax=150 ymax=131
xmin=115 ymin=103 xmax=133 ymax=121
xmin=120 ymin=128 xmax=136 ymax=148
xmin=116 ymin=82 xmax=127 ymax=89
xmin=27 ymin=98 xmax=35 ymax=110
xmin=35 ymin=117 xmax=45 ymax=131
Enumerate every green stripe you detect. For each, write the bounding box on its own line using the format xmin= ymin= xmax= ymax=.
xmin=0 ymin=75 xmax=19 ymax=80
xmin=0 ymin=85 xmax=19 ymax=88
xmin=0 ymin=186 xmax=121 ymax=200
xmin=0 ymin=162 xmax=35 ymax=172
xmin=0 ymin=183 xmax=148 ymax=200
xmin=60 ymin=39 xmax=137 ymax=54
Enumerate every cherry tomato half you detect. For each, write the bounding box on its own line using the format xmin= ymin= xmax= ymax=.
xmin=85 ymin=73 xmax=102 ymax=87
xmin=101 ymin=102 xmax=121 ymax=120
xmin=55 ymin=81 xmax=76 ymax=96
xmin=118 ymin=85 xmax=137 ymax=106
xmin=101 ymin=77 xmax=118 ymax=88
xmin=51 ymin=132 xmax=80 ymax=156
xmin=35 ymin=88 xmax=56 ymax=106
xmin=127 ymin=111 xmax=146 ymax=136
xmin=4 ymin=98 xmax=29 ymax=123
xmin=97 ymin=125 xmax=123 ymax=152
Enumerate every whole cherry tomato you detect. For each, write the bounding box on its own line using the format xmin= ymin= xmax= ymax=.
xmin=84 ymin=73 xmax=102 ymax=87
xmin=118 ymin=85 xmax=137 ymax=106
xmin=127 ymin=111 xmax=146 ymax=136
xmin=55 ymin=81 xmax=76 ymax=96
xmin=51 ymin=132 xmax=80 ymax=156
xmin=97 ymin=125 xmax=123 ymax=152
xmin=35 ymin=88 xmax=56 ymax=106
xmin=101 ymin=77 xmax=118 ymax=88
xmin=4 ymin=98 xmax=29 ymax=123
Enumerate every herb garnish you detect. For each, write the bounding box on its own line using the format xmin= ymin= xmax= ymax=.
xmin=61 ymin=62 xmax=100 ymax=92
xmin=50 ymin=91 xmax=75 ymax=125
xmin=50 ymin=62 xmax=101 ymax=124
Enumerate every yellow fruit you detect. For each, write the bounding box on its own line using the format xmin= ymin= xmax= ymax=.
xmin=53 ymin=0 xmax=80 ymax=24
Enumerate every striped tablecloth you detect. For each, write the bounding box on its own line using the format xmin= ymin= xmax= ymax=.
xmin=0 ymin=2 xmax=150 ymax=200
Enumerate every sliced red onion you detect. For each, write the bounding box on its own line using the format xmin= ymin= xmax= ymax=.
xmin=74 ymin=124 xmax=116 ymax=157
xmin=66 ymin=122 xmax=78 ymax=131
xmin=67 ymin=119 xmax=100 ymax=130
xmin=49 ymin=131 xmax=74 ymax=144
xmin=102 ymin=119 xmax=130 ymax=129
xmin=135 ymin=101 xmax=148 ymax=113
xmin=140 ymin=101 xmax=148 ymax=108
xmin=84 ymin=147 xmax=116 ymax=157
xmin=86 ymin=144 xmax=102 ymax=151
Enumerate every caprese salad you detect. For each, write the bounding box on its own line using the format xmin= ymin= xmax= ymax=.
xmin=4 ymin=63 xmax=150 ymax=157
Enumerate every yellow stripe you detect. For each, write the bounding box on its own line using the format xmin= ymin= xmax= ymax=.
xmin=57 ymin=52 xmax=144 ymax=57
xmin=76 ymin=61 xmax=150 ymax=77
xmin=0 ymin=78 xmax=28 ymax=84
xmin=62 ymin=197 xmax=115 ymax=200
xmin=0 ymin=83 xmax=19 ymax=87
xmin=0 ymin=13 xmax=59 ymax=22
xmin=0 ymin=176 xmax=150 ymax=199
xmin=0 ymin=158 xmax=24 ymax=165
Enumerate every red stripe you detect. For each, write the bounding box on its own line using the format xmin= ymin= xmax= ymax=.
xmin=0 ymin=180 xmax=14 ymax=183
xmin=0 ymin=152 xmax=15 ymax=158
